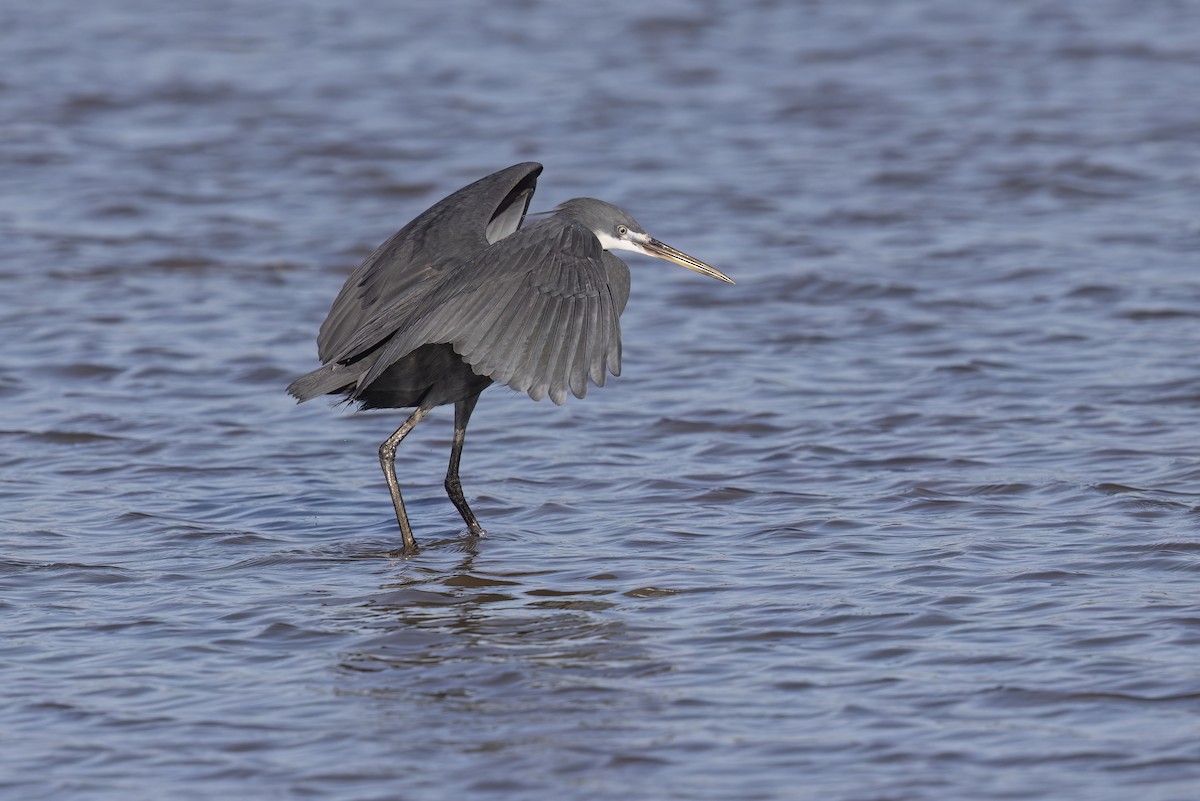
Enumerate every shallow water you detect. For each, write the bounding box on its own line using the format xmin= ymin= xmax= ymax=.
xmin=3 ymin=1 xmax=1199 ymax=799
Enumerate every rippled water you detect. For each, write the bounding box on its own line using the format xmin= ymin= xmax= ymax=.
xmin=3 ymin=2 xmax=1199 ymax=799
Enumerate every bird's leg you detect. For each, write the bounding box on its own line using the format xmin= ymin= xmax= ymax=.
xmin=379 ymin=404 xmax=432 ymax=554
xmin=445 ymin=392 xmax=486 ymax=536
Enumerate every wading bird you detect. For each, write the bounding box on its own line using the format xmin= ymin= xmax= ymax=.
xmin=287 ymin=162 xmax=732 ymax=553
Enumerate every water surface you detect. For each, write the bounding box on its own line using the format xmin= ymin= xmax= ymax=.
xmin=2 ymin=2 xmax=1198 ymax=799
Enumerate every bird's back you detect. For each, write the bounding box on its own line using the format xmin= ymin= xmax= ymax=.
xmin=287 ymin=163 xmax=632 ymax=408
xmin=345 ymin=214 xmax=629 ymax=405
xmin=316 ymin=162 xmax=542 ymax=363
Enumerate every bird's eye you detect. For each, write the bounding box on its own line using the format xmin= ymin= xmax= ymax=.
xmin=616 ymin=225 xmax=629 ymax=237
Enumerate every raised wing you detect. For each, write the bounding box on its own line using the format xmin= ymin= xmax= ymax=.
xmin=350 ymin=217 xmax=629 ymax=406
xmin=316 ymin=162 xmax=543 ymax=362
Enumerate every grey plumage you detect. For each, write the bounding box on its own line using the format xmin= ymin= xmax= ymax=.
xmin=287 ymin=162 xmax=731 ymax=552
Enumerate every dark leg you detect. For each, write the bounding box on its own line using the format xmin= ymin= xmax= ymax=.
xmin=379 ymin=404 xmax=432 ymax=554
xmin=445 ymin=392 xmax=485 ymax=536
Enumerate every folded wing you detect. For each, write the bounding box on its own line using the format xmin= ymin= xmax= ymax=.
xmin=350 ymin=217 xmax=629 ymax=405
xmin=316 ymin=162 xmax=543 ymax=364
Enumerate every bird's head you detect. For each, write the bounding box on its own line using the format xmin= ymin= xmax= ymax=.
xmin=554 ymin=198 xmax=734 ymax=284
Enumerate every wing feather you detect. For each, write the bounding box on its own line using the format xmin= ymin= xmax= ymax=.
xmin=567 ymin=297 xmax=591 ymax=401
xmin=586 ymin=290 xmax=607 ymax=387
xmin=315 ymin=162 xmax=542 ymax=364
xmin=516 ymin=295 xmax=561 ymax=399
xmin=355 ymin=217 xmax=627 ymax=404
xmin=605 ymin=286 xmax=623 ymax=377
xmin=544 ymin=296 xmax=578 ymax=405
xmin=493 ymin=290 xmax=551 ymax=387
xmin=465 ymin=285 xmax=530 ymax=376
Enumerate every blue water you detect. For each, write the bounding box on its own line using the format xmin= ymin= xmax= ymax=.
xmin=2 ymin=2 xmax=1198 ymax=799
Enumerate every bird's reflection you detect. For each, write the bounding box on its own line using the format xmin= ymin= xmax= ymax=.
xmin=335 ymin=530 xmax=659 ymax=682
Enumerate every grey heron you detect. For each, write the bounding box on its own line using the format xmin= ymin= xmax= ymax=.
xmin=287 ymin=162 xmax=733 ymax=553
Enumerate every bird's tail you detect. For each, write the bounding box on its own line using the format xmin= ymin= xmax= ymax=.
xmin=286 ymin=363 xmax=359 ymax=402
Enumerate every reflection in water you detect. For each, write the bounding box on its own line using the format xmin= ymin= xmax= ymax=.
xmin=330 ymin=547 xmax=683 ymax=787
xmin=343 ymin=544 xmax=645 ymax=684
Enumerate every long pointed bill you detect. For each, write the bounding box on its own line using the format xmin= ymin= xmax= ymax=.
xmin=639 ymin=238 xmax=735 ymax=284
